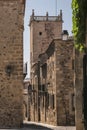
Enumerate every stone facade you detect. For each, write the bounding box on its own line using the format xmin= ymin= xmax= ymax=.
xmin=74 ymin=18 xmax=87 ymax=130
xmin=74 ymin=50 xmax=84 ymax=130
xmin=0 ymin=0 xmax=25 ymax=128
xmin=23 ymin=80 xmax=30 ymax=121
xmin=29 ymin=38 xmax=75 ymax=126
xmin=29 ymin=10 xmax=75 ymax=126
xmin=29 ymin=10 xmax=63 ymax=123
xmin=55 ymin=39 xmax=75 ymax=126
xmin=30 ymin=10 xmax=63 ymax=74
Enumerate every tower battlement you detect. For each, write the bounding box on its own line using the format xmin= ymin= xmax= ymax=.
xmin=29 ymin=9 xmax=63 ymax=25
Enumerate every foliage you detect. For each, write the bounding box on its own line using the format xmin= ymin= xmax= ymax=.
xmin=72 ymin=0 xmax=87 ymax=52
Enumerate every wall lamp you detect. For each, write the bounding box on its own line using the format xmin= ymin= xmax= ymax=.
xmin=5 ymin=64 xmax=13 ymax=76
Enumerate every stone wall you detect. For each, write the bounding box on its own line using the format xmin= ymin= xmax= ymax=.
xmin=38 ymin=39 xmax=75 ymax=126
xmin=23 ymin=81 xmax=30 ymax=120
xmin=29 ymin=9 xmax=75 ymax=126
xmin=55 ymin=39 xmax=75 ymax=126
xmin=0 ymin=0 xmax=25 ymax=128
xmin=46 ymin=48 xmax=57 ymax=125
xmin=75 ymin=51 xmax=84 ymax=130
xmin=29 ymin=38 xmax=75 ymax=126
xmin=74 ymin=18 xmax=87 ymax=130
xmin=30 ymin=21 xmax=62 ymax=64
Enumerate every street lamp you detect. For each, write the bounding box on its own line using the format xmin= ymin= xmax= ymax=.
xmin=5 ymin=64 xmax=13 ymax=77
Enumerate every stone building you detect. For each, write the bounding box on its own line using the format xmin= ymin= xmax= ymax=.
xmin=29 ymin=14 xmax=75 ymax=125
xmin=74 ymin=50 xmax=84 ymax=130
xmin=29 ymin=9 xmax=62 ymax=122
xmin=29 ymin=10 xmax=63 ymax=84
xmin=0 ymin=0 xmax=25 ymax=128
xmin=74 ymin=19 xmax=87 ymax=130
xmin=23 ymin=80 xmax=30 ymax=121
xmin=38 ymin=38 xmax=75 ymax=126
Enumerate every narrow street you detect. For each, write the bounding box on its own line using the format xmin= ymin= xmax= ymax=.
xmin=21 ymin=121 xmax=76 ymax=130
xmin=0 ymin=122 xmax=76 ymax=130
xmin=22 ymin=122 xmax=76 ymax=130
xmin=22 ymin=123 xmax=53 ymax=130
xmin=0 ymin=124 xmax=52 ymax=130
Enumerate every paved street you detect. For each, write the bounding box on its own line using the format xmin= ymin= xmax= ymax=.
xmin=22 ymin=123 xmax=53 ymax=130
xmin=22 ymin=121 xmax=76 ymax=130
xmin=0 ymin=124 xmax=53 ymax=130
xmin=0 ymin=121 xmax=76 ymax=130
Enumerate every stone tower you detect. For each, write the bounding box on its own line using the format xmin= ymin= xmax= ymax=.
xmin=29 ymin=10 xmax=63 ymax=66
xmin=0 ymin=0 xmax=25 ymax=128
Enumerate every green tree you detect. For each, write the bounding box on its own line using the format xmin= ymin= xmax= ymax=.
xmin=72 ymin=0 xmax=87 ymax=52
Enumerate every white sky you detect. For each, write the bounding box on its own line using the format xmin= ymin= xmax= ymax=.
xmin=23 ymin=0 xmax=72 ymax=78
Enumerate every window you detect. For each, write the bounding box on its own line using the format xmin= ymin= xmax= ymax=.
xmin=69 ymin=93 xmax=75 ymax=114
xmin=72 ymin=59 xmax=75 ymax=70
xmin=71 ymin=94 xmax=75 ymax=111
xmin=49 ymin=94 xmax=55 ymax=109
xmin=39 ymin=32 xmax=42 ymax=36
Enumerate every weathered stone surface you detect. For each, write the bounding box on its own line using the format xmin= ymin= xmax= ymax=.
xmin=30 ymin=11 xmax=63 ymax=64
xmin=29 ymin=10 xmax=75 ymax=126
xmin=29 ymin=11 xmax=63 ymax=124
xmin=75 ymin=51 xmax=84 ymax=130
xmin=0 ymin=0 xmax=25 ymax=128
xmin=29 ymin=38 xmax=75 ymax=126
xmin=55 ymin=39 xmax=75 ymax=126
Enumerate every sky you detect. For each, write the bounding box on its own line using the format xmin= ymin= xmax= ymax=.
xmin=23 ymin=0 xmax=72 ymax=78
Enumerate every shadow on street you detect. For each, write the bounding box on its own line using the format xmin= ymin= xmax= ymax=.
xmin=22 ymin=123 xmax=53 ymax=130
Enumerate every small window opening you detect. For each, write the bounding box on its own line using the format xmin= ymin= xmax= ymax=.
xmin=39 ymin=32 xmax=42 ymax=35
